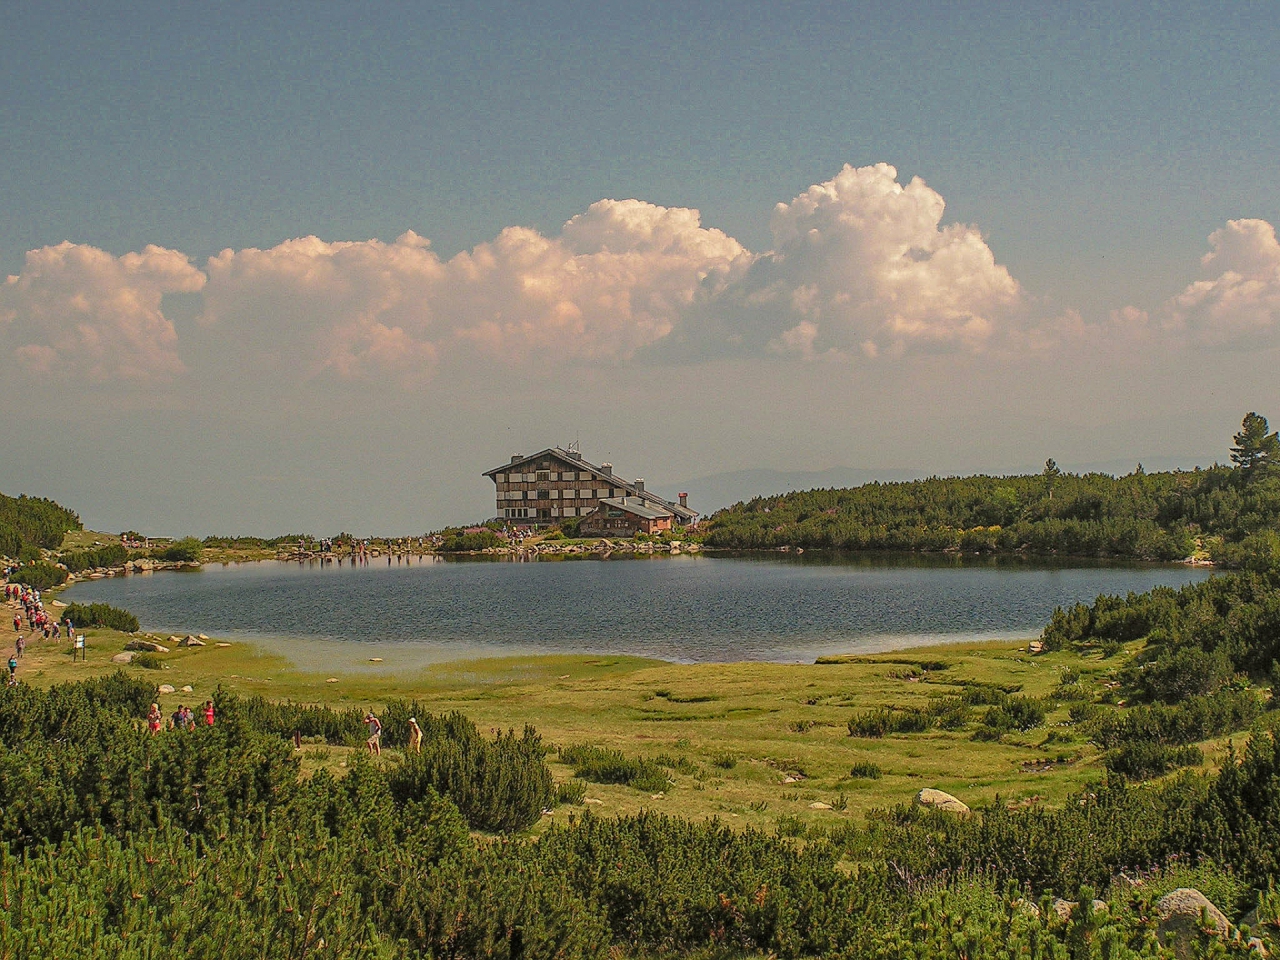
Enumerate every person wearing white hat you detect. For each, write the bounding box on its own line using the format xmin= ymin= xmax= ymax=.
xmin=363 ymin=712 xmax=382 ymax=755
xmin=407 ymin=716 xmax=423 ymax=755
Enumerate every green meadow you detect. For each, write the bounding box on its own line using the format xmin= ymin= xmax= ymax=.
xmin=14 ymin=612 xmax=1218 ymax=831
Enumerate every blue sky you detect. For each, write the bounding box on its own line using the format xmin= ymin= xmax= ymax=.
xmin=2 ymin=2 xmax=1279 ymax=534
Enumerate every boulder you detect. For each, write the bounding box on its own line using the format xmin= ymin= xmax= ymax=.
xmin=181 ymin=685 xmax=193 ymax=693
xmin=1051 ymin=898 xmax=1109 ymax=922
xmin=157 ymin=684 xmax=175 ymax=695
xmin=125 ymin=640 xmax=170 ymax=653
xmin=809 ymin=801 xmax=832 ymax=810
xmin=178 ymin=635 xmax=205 ymax=647
xmin=914 ymin=788 xmax=970 ymax=815
xmin=197 ymin=634 xmax=209 ymax=641
xmin=1013 ymin=898 xmax=1040 ymax=919
xmin=1157 ymin=888 xmax=1232 ymax=959
xmin=216 ymin=642 xmax=232 ymax=648
xmin=110 ymin=652 xmax=134 ymax=664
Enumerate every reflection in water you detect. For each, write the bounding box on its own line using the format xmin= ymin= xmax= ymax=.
xmin=65 ymin=554 xmax=1214 ymax=665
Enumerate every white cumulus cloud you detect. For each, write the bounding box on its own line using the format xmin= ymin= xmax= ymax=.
xmin=685 ymin=163 xmax=1022 ymax=359
xmin=1165 ymin=218 xmax=1280 ymax=346
xmin=0 ymin=242 xmax=204 ymax=380
xmin=200 ymin=200 xmax=749 ymax=380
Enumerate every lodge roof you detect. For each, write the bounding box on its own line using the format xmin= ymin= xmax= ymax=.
xmin=594 ymin=497 xmax=673 ymax=520
xmin=483 ymin=447 xmax=698 ymax=521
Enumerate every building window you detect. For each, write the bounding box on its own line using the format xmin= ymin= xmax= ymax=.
xmin=536 ymin=489 xmax=549 ymax=500
xmin=536 ymin=471 xmax=549 ymax=482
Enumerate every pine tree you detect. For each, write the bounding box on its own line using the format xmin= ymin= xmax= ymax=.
xmin=1230 ymin=412 xmax=1280 ymax=479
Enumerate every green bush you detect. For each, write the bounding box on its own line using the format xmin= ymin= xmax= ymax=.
xmin=1087 ymin=689 xmax=1264 ymax=750
xmin=981 ymin=695 xmax=1049 ymax=734
xmin=438 ymin=530 xmax=503 ymax=551
xmin=848 ymin=706 xmax=932 ymax=737
xmin=7 ymin=561 xmax=68 ymax=591
xmin=131 ymin=652 xmax=167 ymax=670
xmin=849 ymin=761 xmax=883 ymax=779
xmin=386 ymin=715 xmax=554 ymax=832
xmin=59 ymin=543 xmax=128 ymax=573
xmin=556 ymin=779 xmax=587 ymax=804
xmin=1104 ymin=742 xmax=1203 ymax=779
xmin=62 ymin=602 xmax=140 ymax=633
xmin=153 ymin=536 xmax=203 ymax=562
xmin=559 ymin=743 xmax=672 ymax=793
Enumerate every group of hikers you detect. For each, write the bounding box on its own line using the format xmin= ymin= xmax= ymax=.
xmin=362 ymin=712 xmax=422 ymax=756
xmin=146 ymin=699 xmax=215 ymax=733
xmin=6 ymin=582 xmax=72 ymax=685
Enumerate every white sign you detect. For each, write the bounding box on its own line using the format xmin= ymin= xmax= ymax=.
xmin=74 ymin=635 xmax=85 ymax=649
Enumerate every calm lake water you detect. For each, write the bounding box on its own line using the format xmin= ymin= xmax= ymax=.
xmin=63 ymin=553 xmax=1215 ymax=666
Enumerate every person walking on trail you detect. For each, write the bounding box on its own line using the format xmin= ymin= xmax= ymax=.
xmin=363 ymin=713 xmax=382 ymax=755
xmin=203 ymin=700 xmax=215 ymax=727
xmin=407 ymin=716 xmax=423 ymax=755
xmin=147 ymin=703 xmax=162 ymax=735
xmin=6 ymin=655 xmax=16 ymax=686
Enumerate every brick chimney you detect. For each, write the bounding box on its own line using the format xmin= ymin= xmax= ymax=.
xmin=635 ymin=478 xmax=644 ymax=493
xmin=601 ymin=463 xmax=612 ymax=477
xmin=679 ymin=492 xmax=688 ymax=508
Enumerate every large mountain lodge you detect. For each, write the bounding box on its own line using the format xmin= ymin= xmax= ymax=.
xmin=483 ymin=447 xmax=697 ymax=530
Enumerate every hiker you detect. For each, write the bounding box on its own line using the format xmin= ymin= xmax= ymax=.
xmin=203 ymin=700 xmax=215 ymax=726
xmin=6 ymin=655 xmax=16 ymax=686
xmin=147 ymin=703 xmax=162 ymax=735
xmin=407 ymin=716 xmax=423 ymax=755
xmin=363 ymin=713 xmax=382 ymax=755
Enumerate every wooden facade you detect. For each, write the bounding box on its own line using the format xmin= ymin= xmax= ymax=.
xmin=483 ymin=447 xmax=697 ymax=526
